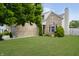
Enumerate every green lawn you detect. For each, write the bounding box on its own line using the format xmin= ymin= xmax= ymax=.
xmin=0 ymin=36 xmax=79 ymax=56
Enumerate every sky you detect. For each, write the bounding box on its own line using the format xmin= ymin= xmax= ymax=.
xmin=42 ymin=3 xmax=79 ymax=21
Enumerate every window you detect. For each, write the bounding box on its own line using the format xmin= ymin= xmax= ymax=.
xmin=49 ymin=25 xmax=56 ymax=33
xmin=51 ymin=26 xmax=55 ymax=32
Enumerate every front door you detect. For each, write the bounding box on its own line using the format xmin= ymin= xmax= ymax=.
xmin=51 ymin=26 xmax=55 ymax=32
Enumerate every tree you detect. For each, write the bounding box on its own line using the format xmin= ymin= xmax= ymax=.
xmin=69 ymin=20 xmax=79 ymax=28
xmin=34 ymin=3 xmax=43 ymax=36
xmin=0 ymin=3 xmax=43 ymax=37
xmin=0 ymin=4 xmax=6 ymax=24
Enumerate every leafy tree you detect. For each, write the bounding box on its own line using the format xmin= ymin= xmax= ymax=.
xmin=0 ymin=3 xmax=43 ymax=37
xmin=69 ymin=20 xmax=79 ymax=28
xmin=0 ymin=4 xmax=6 ymax=24
xmin=34 ymin=3 xmax=43 ymax=36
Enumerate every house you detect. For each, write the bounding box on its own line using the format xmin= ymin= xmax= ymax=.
xmin=0 ymin=8 xmax=69 ymax=38
xmin=12 ymin=8 xmax=69 ymax=38
xmin=42 ymin=8 xmax=69 ymax=35
xmin=42 ymin=11 xmax=63 ymax=35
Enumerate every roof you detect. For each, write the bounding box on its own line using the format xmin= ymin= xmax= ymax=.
xmin=42 ymin=11 xmax=63 ymax=19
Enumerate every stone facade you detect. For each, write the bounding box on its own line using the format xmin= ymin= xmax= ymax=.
xmin=15 ymin=23 xmax=38 ymax=37
xmin=42 ymin=11 xmax=63 ymax=34
xmin=42 ymin=8 xmax=69 ymax=35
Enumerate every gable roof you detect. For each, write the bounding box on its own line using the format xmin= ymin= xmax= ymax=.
xmin=42 ymin=11 xmax=63 ymax=21
xmin=42 ymin=11 xmax=63 ymax=25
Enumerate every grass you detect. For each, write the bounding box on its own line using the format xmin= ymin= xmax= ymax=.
xmin=0 ymin=36 xmax=79 ymax=56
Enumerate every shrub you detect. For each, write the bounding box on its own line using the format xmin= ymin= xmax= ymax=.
xmin=54 ymin=25 xmax=64 ymax=37
xmin=3 ymin=31 xmax=10 ymax=35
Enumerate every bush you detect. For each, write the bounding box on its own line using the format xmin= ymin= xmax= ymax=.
xmin=54 ymin=25 xmax=64 ymax=37
xmin=3 ymin=31 xmax=10 ymax=35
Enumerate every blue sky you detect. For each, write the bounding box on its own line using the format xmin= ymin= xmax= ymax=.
xmin=42 ymin=3 xmax=79 ymax=21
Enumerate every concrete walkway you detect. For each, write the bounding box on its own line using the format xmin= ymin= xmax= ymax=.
xmin=3 ymin=35 xmax=37 ymax=40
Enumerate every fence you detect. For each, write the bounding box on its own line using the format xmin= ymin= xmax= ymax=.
xmin=69 ymin=28 xmax=79 ymax=35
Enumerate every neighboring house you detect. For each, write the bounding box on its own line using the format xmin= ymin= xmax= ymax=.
xmin=0 ymin=24 xmax=7 ymax=33
xmin=42 ymin=8 xmax=69 ymax=35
